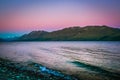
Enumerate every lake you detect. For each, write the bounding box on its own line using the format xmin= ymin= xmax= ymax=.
xmin=0 ymin=41 xmax=120 ymax=80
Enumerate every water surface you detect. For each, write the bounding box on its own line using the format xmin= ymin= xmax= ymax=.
xmin=0 ymin=41 xmax=120 ymax=80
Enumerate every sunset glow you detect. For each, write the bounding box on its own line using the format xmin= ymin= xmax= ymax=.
xmin=0 ymin=0 xmax=120 ymax=38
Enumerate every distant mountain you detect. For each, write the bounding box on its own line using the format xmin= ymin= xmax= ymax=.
xmin=18 ymin=26 xmax=120 ymax=41
xmin=19 ymin=31 xmax=48 ymax=41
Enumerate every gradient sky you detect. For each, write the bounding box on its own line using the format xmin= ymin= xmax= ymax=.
xmin=0 ymin=0 xmax=120 ymax=38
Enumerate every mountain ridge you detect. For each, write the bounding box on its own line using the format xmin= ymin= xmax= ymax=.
xmin=17 ymin=26 xmax=120 ymax=41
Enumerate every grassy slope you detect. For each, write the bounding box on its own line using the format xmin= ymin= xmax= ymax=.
xmin=19 ymin=26 xmax=120 ymax=41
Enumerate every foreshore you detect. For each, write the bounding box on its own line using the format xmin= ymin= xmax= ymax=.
xmin=0 ymin=58 xmax=77 ymax=80
xmin=0 ymin=42 xmax=120 ymax=80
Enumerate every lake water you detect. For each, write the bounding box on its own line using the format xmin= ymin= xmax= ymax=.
xmin=0 ymin=41 xmax=120 ymax=80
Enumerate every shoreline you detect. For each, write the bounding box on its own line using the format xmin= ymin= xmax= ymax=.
xmin=1 ymin=57 xmax=120 ymax=80
xmin=0 ymin=58 xmax=77 ymax=80
xmin=0 ymin=42 xmax=120 ymax=80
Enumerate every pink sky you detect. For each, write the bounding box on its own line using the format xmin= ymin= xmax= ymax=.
xmin=0 ymin=0 xmax=120 ymax=32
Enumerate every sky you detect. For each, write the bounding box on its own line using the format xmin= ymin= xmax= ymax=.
xmin=0 ymin=0 xmax=120 ymax=38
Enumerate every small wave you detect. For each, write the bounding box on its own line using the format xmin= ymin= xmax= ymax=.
xmin=70 ymin=61 xmax=120 ymax=80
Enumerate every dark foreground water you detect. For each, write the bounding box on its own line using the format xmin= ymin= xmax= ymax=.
xmin=0 ymin=41 xmax=120 ymax=80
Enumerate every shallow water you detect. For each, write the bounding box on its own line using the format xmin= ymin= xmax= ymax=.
xmin=0 ymin=41 xmax=120 ymax=80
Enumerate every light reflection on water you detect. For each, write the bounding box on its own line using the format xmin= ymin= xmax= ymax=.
xmin=0 ymin=41 xmax=120 ymax=79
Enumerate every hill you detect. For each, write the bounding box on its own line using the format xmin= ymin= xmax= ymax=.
xmin=18 ymin=26 xmax=120 ymax=41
